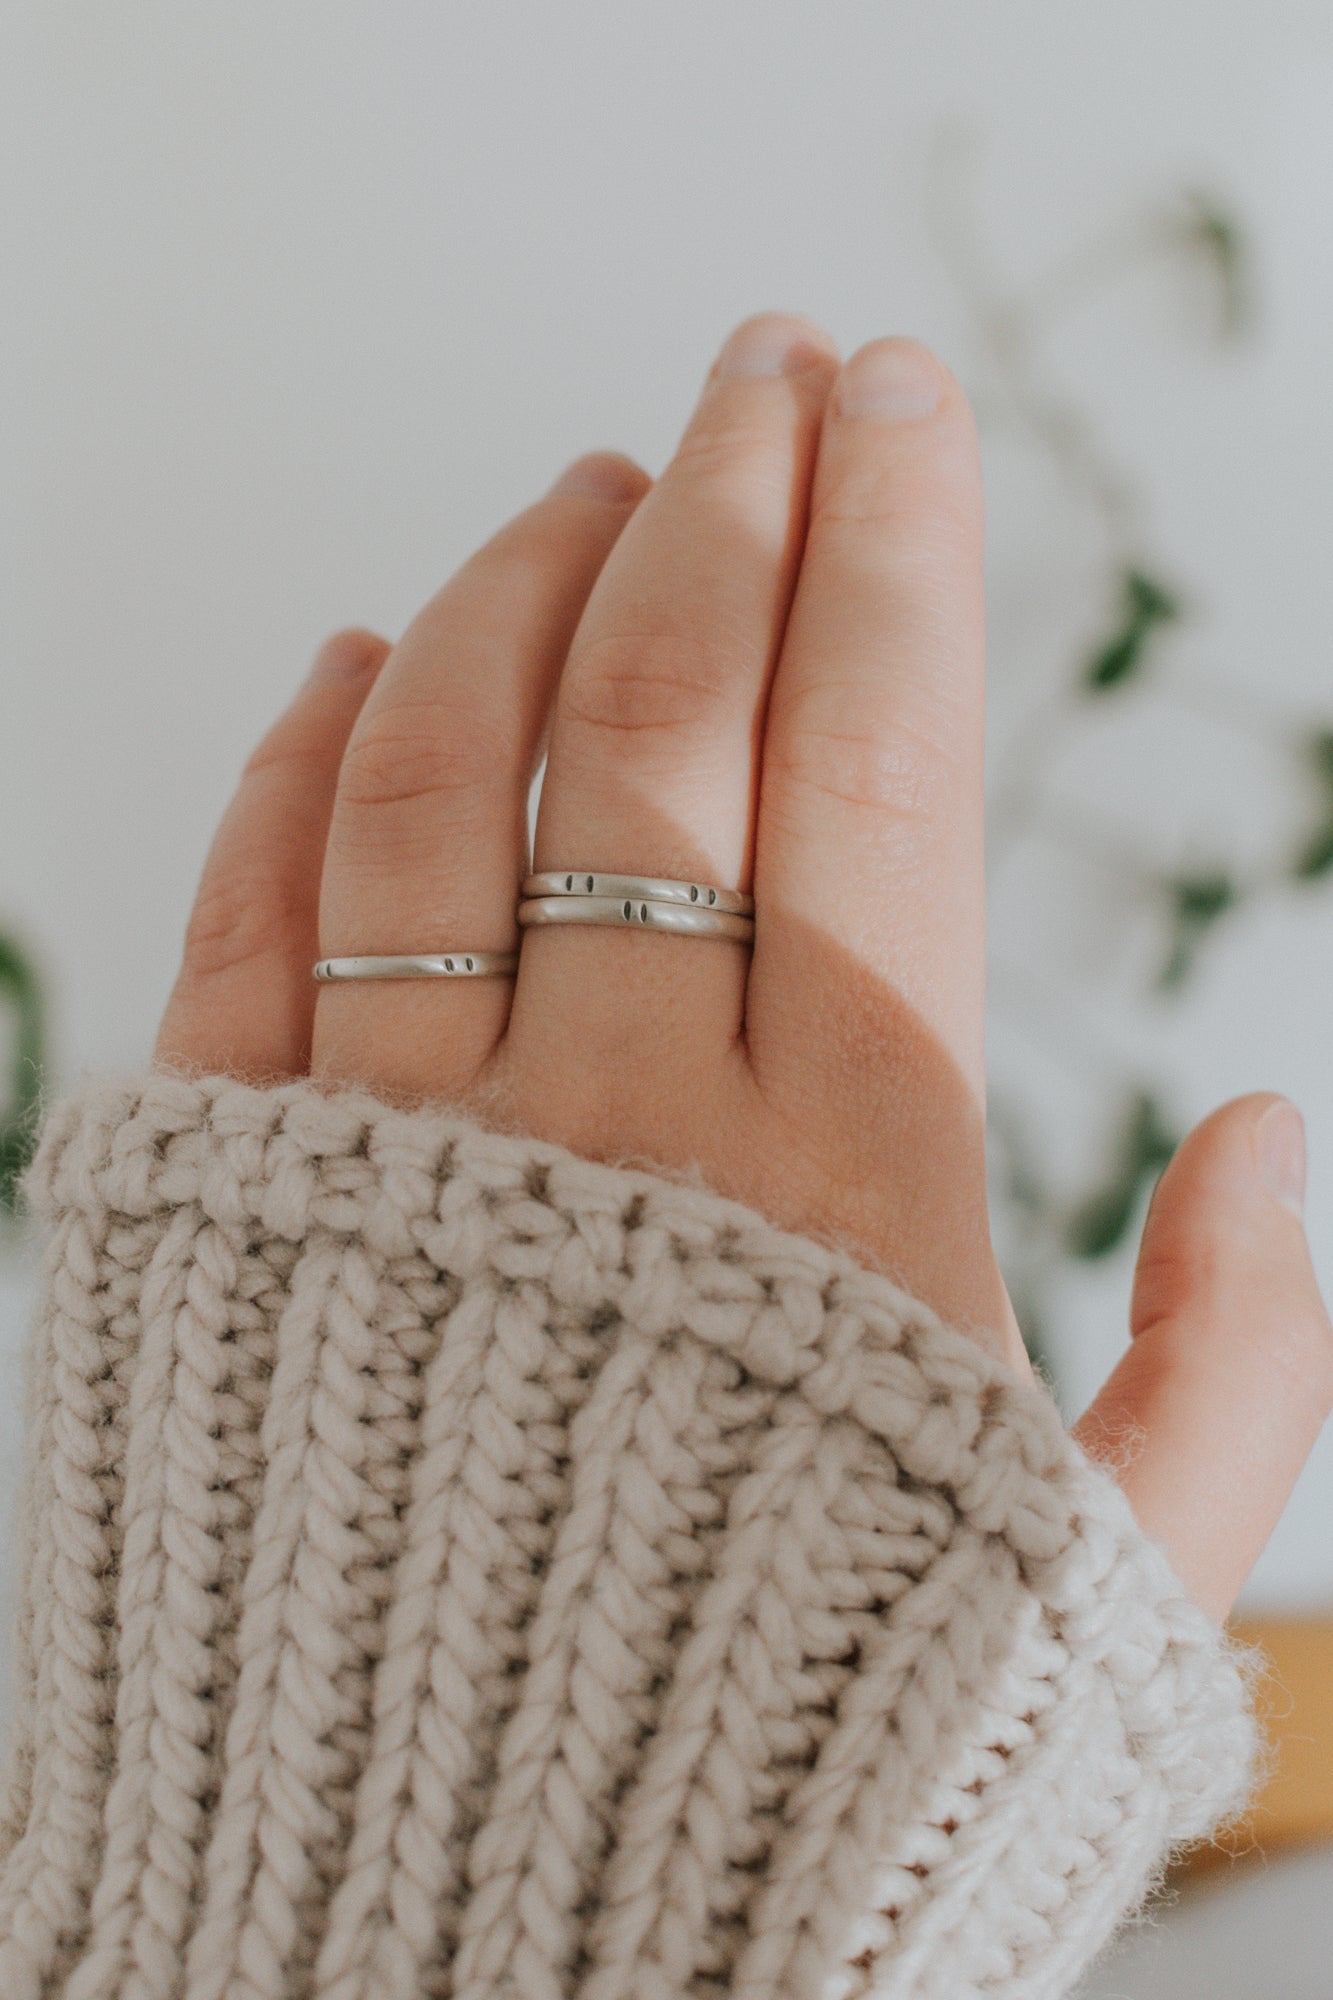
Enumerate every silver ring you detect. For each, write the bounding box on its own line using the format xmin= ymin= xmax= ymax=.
xmin=518 ymin=896 xmax=754 ymax=942
xmin=313 ymin=951 xmax=519 ymax=981
xmin=522 ymin=871 xmax=754 ymax=917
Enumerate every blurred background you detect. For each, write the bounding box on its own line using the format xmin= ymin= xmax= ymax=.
xmin=2 ymin=5 xmax=1332 ymax=1990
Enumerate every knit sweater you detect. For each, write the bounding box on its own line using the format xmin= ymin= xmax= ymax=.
xmin=0 ymin=1070 xmax=1257 ymax=2000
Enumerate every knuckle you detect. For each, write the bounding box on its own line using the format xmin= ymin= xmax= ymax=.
xmin=1136 ymin=1235 xmax=1333 ymax=1419
xmin=670 ymin=416 xmax=784 ymax=484
xmin=457 ymin=532 xmax=553 ymax=603
xmin=1247 ymin=1280 xmax=1333 ymax=1413
xmin=181 ymin=871 xmax=302 ymax=986
xmin=560 ymin=630 xmax=741 ymax=752
xmin=337 ymin=706 xmax=502 ymax=818
xmin=814 ymin=394 xmax=984 ymax=541
xmin=241 ymin=720 xmax=318 ymax=784
xmin=766 ymin=684 xmax=956 ymax=821
xmin=812 ymin=486 xmax=983 ymax=562
xmin=665 ymin=432 xmax=799 ymax=541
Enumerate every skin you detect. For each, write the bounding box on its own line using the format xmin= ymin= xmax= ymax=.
xmin=155 ymin=311 xmax=1333 ymax=1627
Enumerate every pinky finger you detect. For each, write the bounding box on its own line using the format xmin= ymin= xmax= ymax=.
xmin=154 ymin=627 xmax=391 ymax=1080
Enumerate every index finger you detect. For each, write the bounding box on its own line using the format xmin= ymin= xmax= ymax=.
xmin=749 ymin=337 xmax=988 ymax=1101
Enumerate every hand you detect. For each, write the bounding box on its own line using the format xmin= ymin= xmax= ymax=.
xmin=155 ymin=312 xmax=1332 ymax=1624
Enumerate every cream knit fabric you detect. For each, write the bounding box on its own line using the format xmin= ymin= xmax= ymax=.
xmin=0 ymin=1070 xmax=1257 ymax=2000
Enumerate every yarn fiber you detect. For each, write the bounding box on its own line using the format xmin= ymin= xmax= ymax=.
xmin=0 ymin=1072 xmax=1257 ymax=2000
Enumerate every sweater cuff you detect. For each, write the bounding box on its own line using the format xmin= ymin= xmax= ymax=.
xmin=5 ymin=1070 xmax=1259 ymax=2000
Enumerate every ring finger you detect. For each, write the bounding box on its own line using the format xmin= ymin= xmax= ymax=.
xmin=512 ymin=314 xmax=840 ymax=1138
xmin=311 ymin=452 xmax=651 ymax=1101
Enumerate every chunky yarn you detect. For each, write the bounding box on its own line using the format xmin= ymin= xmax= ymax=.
xmin=0 ymin=1072 xmax=1256 ymax=2000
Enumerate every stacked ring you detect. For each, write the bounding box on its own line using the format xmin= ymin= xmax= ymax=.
xmin=312 ymin=873 xmax=755 ymax=979
xmin=518 ymin=871 xmax=755 ymax=943
xmin=520 ymin=871 xmax=753 ymax=916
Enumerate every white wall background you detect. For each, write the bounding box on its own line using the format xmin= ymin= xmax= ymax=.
xmin=3 ymin=0 xmax=1333 ymax=1621
xmin=6 ymin=9 xmax=1333 ymax=1992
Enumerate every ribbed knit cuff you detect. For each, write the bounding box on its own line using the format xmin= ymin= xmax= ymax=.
xmin=0 ymin=1072 xmax=1259 ymax=2000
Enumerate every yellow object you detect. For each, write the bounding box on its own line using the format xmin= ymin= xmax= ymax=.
xmin=1177 ymin=1615 xmax=1333 ymax=1878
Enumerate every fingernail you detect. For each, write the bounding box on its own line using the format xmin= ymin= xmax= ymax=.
xmin=1257 ymin=1099 xmax=1307 ymax=1218
xmin=305 ymin=630 xmax=384 ymax=686
xmin=836 ymin=338 xmax=944 ymax=421
xmin=549 ymin=452 xmax=645 ymax=502
xmin=711 ymin=315 xmax=831 ymax=382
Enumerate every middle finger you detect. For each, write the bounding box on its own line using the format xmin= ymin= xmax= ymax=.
xmin=753 ymin=338 xmax=989 ymax=1104
xmin=514 ymin=313 xmax=839 ymax=1116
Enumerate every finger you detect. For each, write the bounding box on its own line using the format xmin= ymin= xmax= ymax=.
xmin=750 ymin=338 xmax=988 ymax=1103
xmin=312 ymin=452 xmax=651 ymax=1100
xmin=516 ymin=313 xmax=840 ymax=1106
xmin=1073 ymin=1093 xmax=1333 ymax=1624
xmin=154 ymin=628 xmax=390 ymax=1080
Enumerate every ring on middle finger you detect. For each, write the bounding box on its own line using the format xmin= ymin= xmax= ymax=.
xmin=520 ymin=871 xmax=754 ymax=916
xmin=517 ymin=895 xmax=754 ymax=943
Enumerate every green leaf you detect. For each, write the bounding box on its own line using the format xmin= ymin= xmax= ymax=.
xmin=1158 ymin=870 xmax=1237 ymax=991
xmin=1171 ymin=873 xmax=1237 ymax=925
xmin=1130 ymin=1092 xmax=1180 ymax=1177
xmin=1016 ymin=1303 xmax=1057 ymax=1389
xmin=1124 ymin=568 xmax=1182 ymax=629
xmin=1086 ymin=626 xmax=1144 ymax=691
xmin=1191 ymin=202 xmax=1240 ymax=267
xmin=1309 ymin=729 xmax=1333 ymax=789
xmin=1289 ymin=732 xmax=1333 ymax=881
xmin=1293 ymin=817 xmax=1333 ymax=882
xmin=1183 ymin=193 xmax=1251 ymax=340
xmin=1082 ymin=568 xmax=1182 ymax=694
xmin=0 ymin=930 xmax=47 ymax=1215
xmin=1065 ymin=1092 xmax=1178 ymax=1261
xmin=1064 ymin=1182 xmax=1140 ymax=1260
xmin=1280 ymin=724 xmax=1333 ymax=872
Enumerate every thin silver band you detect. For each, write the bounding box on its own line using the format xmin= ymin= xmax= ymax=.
xmin=314 ymin=876 xmax=754 ymax=979
xmin=313 ymin=951 xmax=520 ymax=981
xmin=522 ymin=871 xmax=754 ymax=917
xmin=517 ymin=895 xmax=754 ymax=942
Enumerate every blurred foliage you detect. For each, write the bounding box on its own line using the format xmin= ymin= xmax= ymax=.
xmin=931 ymin=136 xmax=1333 ymax=1364
xmin=1064 ymin=1093 xmax=1179 ymax=1260
xmin=1084 ymin=568 xmax=1182 ymax=692
xmin=1179 ymin=190 xmax=1251 ymax=341
xmin=1159 ymin=870 xmax=1239 ymax=991
xmin=0 ymin=932 xmax=45 ymax=1217
xmin=1293 ymin=731 xmax=1333 ymax=881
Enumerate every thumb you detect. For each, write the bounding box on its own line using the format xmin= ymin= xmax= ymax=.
xmin=1071 ymin=1092 xmax=1333 ymax=1625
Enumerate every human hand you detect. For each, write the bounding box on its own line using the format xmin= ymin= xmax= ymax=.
xmin=155 ymin=312 xmax=1332 ymax=1623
